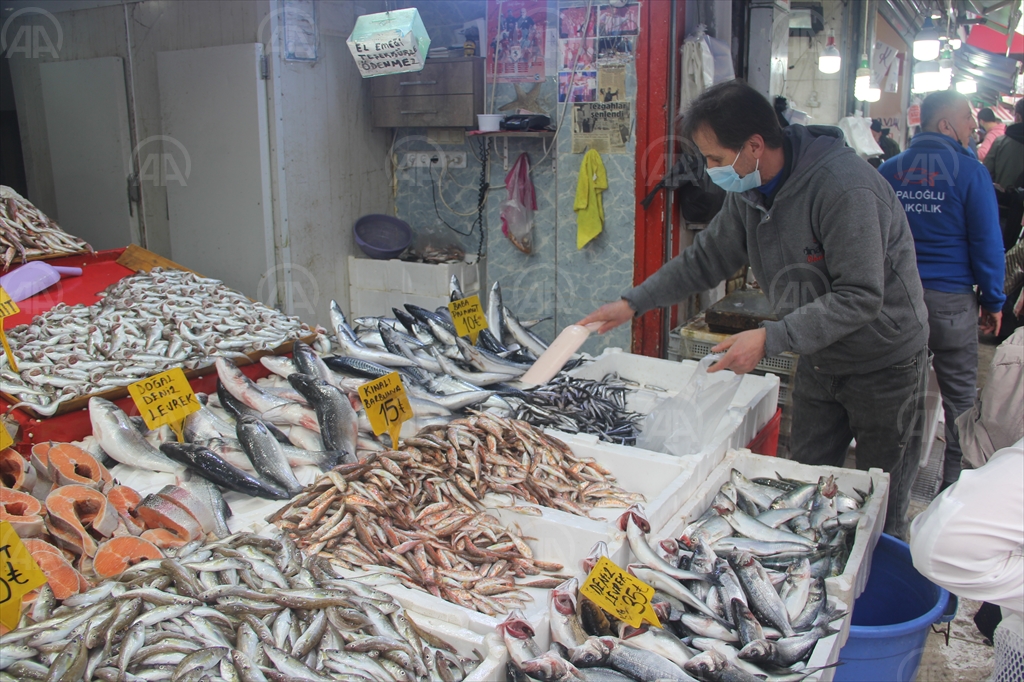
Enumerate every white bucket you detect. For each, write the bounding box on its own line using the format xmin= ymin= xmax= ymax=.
xmin=477 ymin=114 xmax=503 ymax=132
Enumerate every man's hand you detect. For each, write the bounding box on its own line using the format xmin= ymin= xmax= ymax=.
xmin=708 ymin=328 xmax=767 ymax=374
xmin=578 ymin=299 xmax=635 ymax=334
xmin=980 ymin=309 xmax=1002 ymax=336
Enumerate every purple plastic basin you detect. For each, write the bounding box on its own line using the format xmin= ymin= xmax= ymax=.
xmin=354 ymin=214 xmax=412 ymax=260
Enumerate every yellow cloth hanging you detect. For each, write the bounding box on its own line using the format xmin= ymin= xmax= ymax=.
xmin=574 ymin=149 xmax=608 ymax=249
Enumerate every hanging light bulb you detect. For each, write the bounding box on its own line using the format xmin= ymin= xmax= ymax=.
xmin=914 ymin=16 xmax=941 ymax=61
xmin=913 ymin=60 xmax=943 ymax=93
xmin=938 ymin=47 xmax=954 ymax=90
xmin=855 ymin=54 xmax=872 ymax=101
xmin=949 ymin=36 xmax=962 ymax=50
xmin=819 ymin=29 xmax=842 ymax=74
xmin=955 ymin=78 xmax=977 ymax=94
xmin=866 ymin=80 xmax=882 ymax=102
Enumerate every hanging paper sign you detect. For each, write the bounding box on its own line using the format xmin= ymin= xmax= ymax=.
xmin=0 ymin=424 xmax=12 ymax=452
xmin=0 ymin=521 xmax=49 ymax=631
xmin=448 ymin=295 xmax=489 ymax=344
xmin=347 ymin=8 xmax=430 ymax=77
xmin=908 ymin=104 xmax=921 ymax=127
xmin=128 ymin=368 xmax=200 ymax=442
xmin=358 ymin=371 xmax=413 ymax=447
xmin=580 ymin=556 xmax=662 ymax=628
xmin=0 ymin=288 xmax=19 ymax=374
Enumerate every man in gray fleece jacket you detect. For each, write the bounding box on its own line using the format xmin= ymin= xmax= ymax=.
xmin=582 ymin=81 xmax=929 ymax=538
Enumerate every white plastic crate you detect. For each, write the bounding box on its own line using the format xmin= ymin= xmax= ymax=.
xmin=661 ymin=449 xmax=888 ymax=609
xmin=348 ymin=255 xmax=483 ymax=298
xmin=670 ymin=324 xmax=799 ymax=377
xmin=536 ymin=431 xmax=705 ymax=538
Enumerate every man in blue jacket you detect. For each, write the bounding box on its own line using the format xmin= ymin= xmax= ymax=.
xmin=879 ymin=90 xmax=1005 ymax=490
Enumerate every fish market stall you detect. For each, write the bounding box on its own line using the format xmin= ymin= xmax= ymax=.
xmin=0 ymin=186 xmax=93 ymax=268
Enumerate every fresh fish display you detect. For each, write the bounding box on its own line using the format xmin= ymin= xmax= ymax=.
xmin=500 ymin=525 xmax=845 ymax=682
xmin=0 ymin=186 xmax=92 ymax=267
xmin=679 ymin=470 xmax=871 ymax=577
xmin=1 ymin=268 xmax=313 ymax=416
xmin=271 ymin=415 xmax=641 ymax=614
xmin=509 ymin=374 xmax=644 ymax=445
xmin=1 ymin=531 xmax=483 ymax=681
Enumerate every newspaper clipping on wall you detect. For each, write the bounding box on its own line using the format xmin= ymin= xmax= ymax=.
xmin=572 ymin=100 xmax=632 ymax=154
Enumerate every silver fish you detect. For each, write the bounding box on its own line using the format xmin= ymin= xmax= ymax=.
xmin=89 ymin=397 xmax=182 ymax=473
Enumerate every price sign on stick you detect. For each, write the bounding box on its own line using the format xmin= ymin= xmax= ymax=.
xmin=0 ymin=521 xmax=48 ymax=631
xmin=128 ymin=367 xmax=201 ymax=443
xmin=358 ymin=371 xmax=413 ymax=447
xmin=0 ymin=423 xmax=13 ymax=452
xmin=448 ymin=294 xmax=489 ymax=344
xmin=0 ymin=288 xmax=20 ymax=373
xmin=580 ymin=556 xmax=662 ymax=629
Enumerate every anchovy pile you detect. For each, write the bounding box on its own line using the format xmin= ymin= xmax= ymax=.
xmin=271 ymin=414 xmax=643 ymax=615
xmin=0 ymin=531 xmax=482 ymax=682
xmin=0 ymin=186 xmax=92 ymax=267
xmin=509 ymin=374 xmax=644 ymax=445
xmin=2 ymin=268 xmax=313 ymax=416
xmin=500 ymin=501 xmax=852 ymax=682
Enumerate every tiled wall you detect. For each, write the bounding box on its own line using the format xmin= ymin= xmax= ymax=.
xmin=392 ymin=0 xmax=637 ymax=354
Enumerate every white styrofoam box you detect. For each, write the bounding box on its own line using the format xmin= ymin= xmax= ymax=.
xmin=349 ymin=286 xmax=393 ymax=319
xmin=349 ymin=256 xmax=390 ymax=291
xmin=386 ymin=258 xmax=484 ymax=298
xmin=662 ymin=449 xmax=888 ymax=609
xmin=332 ymin=504 xmax=622 ymax=643
xmin=537 ymin=430 xmax=704 ymax=538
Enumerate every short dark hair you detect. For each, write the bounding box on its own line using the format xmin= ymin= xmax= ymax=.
xmin=680 ymin=80 xmax=784 ymax=151
xmin=920 ymin=90 xmax=968 ymax=131
xmin=978 ymin=107 xmax=997 ymax=123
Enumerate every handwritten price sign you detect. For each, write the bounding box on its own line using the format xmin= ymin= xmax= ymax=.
xmin=358 ymin=371 xmax=413 ymax=447
xmin=448 ymin=295 xmax=488 ymax=344
xmin=0 ymin=521 xmax=48 ymax=630
xmin=128 ymin=367 xmax=200 ymax=442
xmin=580 ymin=556 xmax=661 ymax=629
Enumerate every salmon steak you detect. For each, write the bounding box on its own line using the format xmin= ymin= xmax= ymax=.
xmin=0 ymin=487 xmax=45 ymax=537
xmin=135 ymin=494 xmax=203 ymax=547
xmin=45 ymin=443 xmax=112 ymax=490
xmin=44 ymin=484 xmax=120 ymax=557
xmin=93 ymin=536 xmax=163 ymax=579
xmin=107 ymin=485 xmax=145 ymax=535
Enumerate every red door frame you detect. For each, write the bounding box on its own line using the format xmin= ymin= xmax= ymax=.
xmin=632 ymin=0 xmax=683 ymax=356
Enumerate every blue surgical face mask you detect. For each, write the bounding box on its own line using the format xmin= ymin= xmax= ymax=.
xmin=707 ymin=148 xmax=762 ymax=193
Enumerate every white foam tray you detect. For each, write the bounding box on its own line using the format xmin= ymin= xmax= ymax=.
xmin=660 ymin=449 xmax=888 ymax=608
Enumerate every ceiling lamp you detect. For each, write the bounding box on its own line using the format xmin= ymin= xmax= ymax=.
xmin=854 ymin=54 xmax=872 ymax=101
xmin=914 ymin=16 xmax=941 ymax=61
xmin=949 ymin=36 xmax=962 ymax=50
xmin=955 ymin=78 xmax=977 ymax=94
xmin=819 ymin=29 xmax=842 ymax=74
xmin=913 ymin=60 xmax=943 ymax=93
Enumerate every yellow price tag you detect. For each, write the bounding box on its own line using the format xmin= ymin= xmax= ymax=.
xmin=580 ymin=556 xmax=662 ymax=629
xmin=358 ymin=371 xmax=413 ymax=447
xmin=128 ymin=367 xmax=200 ymax=441
xmin=0 ymin=521 xmax=49 ymax=631
xmin=0 ymin=288 xmax=20 ymax=374
xmin=448 ymin=295 xmax=489 ymax=345
xmin=0 ymin=423 xmax=13 ymax=452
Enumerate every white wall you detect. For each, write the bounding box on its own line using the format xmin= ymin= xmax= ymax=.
xmin=783 ymin=0 xmax=845 ymax=125
xmin=2 ymin=0 xmax=392 ymax=328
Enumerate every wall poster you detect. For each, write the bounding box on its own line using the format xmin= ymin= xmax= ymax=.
xmin=487 ymin=0 xmax=548 ymax=82
xmin=572 ymin=100 xmax=632 ymax=153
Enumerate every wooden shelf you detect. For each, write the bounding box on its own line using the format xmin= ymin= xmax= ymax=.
xmin=469 ymin=130 xmax=556 ymax=138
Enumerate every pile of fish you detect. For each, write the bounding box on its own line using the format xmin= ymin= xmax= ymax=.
xmin=270 ymin=414 xmax=642 ymax=615
xmin=0 ymin=186 xmax=92 ymax=268
xmin=508 ymin=374 xmax=644 ymax=446
xmin=677 ymin=469 xmax=871 ymax=577
xmin=0 ymin=530 xmax=483 ymax=682
xmin=2 ymin=268 xmax=315 ymax=416
xmin=499 ymin=502 xmax=850 ymax=682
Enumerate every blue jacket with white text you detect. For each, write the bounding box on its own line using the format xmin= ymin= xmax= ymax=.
xmin=879 ymin=132 xmax=1005 ymax=311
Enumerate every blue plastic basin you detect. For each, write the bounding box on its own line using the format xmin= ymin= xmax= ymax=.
xmin=354 ymin=214 xmax=412 ymax=260
xmin=834 ymin=534 xmax=951 ymax=682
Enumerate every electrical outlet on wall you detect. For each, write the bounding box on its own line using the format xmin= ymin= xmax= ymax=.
xmin=402 ymin=152 xmax=467 ymax=169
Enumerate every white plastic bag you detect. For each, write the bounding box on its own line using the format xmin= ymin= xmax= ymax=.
xmin=839 ymin=114 xmax=884 ymax=158
xmin=636 ymin=354 xmax=743 ymax=456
